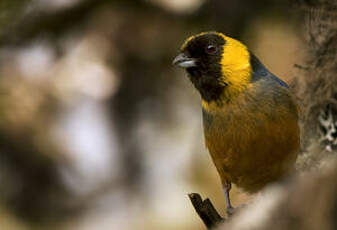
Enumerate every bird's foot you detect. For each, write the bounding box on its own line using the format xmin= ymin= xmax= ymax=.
xmin=226 ymin=206 xmax=235 ymax=217
xmin=226 ymin=204 xmax=247 ymax=217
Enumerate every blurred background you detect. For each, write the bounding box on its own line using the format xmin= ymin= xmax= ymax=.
xmin=0 ymin=0 xmax=307 ymax=229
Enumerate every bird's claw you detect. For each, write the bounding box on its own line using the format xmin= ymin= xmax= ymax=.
xmin=226 ymin=204 xmax=247 ymax=217
xmin=226 ymin=206 xmax=235 ymax=216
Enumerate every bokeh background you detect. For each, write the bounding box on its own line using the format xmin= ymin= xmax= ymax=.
xmin=0 ymin=0 xmax=308 ymax=229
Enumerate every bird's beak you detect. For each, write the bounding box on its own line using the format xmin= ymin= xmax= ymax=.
xmin=172 ymin=53 xmax=197 ymax=68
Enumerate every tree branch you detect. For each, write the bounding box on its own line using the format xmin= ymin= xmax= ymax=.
xmin=188 ymin=193 xmax=224 ymax=229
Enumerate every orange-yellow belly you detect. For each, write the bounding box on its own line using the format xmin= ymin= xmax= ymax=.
xmin=202 ymin=84 xmax=300 ymax=193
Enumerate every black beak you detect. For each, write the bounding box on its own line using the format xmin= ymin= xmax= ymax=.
xmin=172 ymin=53 xmax=197 ymax=68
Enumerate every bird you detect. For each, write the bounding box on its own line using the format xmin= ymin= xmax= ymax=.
xmin=173 ymin=32 xmax=300 ymax=216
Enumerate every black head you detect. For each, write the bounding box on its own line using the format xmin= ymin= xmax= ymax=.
xmin=173 ymin=32 xmax=227 ymax=102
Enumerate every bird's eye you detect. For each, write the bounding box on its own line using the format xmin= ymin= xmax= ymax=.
xmin=205 ymin=45 xmax=217 ymax=54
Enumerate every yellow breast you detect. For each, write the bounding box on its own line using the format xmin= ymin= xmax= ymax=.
xmin=202 ymin=80 xmax=300 ymax=193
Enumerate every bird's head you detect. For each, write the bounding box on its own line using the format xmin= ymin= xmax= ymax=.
xmin=173 ymin=32 xmax=252 ymax=103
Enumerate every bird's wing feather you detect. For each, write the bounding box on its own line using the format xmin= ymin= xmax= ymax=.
xmin=249 ymin=53 xmax=289 ymax=88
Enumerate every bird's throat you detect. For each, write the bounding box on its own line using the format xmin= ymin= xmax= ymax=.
xmin=187 ymin=68 xmax=225 ymax=102
xmin=191 ymin=70 xmax=251 ymax=108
